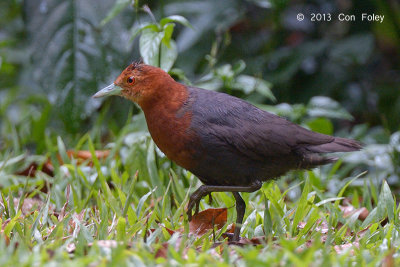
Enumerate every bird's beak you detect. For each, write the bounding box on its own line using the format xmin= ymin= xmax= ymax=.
xmin=92 ymin=83 xmax=123 ymax=98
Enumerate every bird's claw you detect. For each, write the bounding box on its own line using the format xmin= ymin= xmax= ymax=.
xmin=187 ymin=188 xmax=207 ymax=221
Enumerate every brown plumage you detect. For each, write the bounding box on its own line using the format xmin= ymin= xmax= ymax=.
xmin=93 ymin=63 xmax=362 ymax=241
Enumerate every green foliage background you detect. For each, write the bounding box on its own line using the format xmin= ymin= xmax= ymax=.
xmin=1 ymin=0 xmax=399 ymax=134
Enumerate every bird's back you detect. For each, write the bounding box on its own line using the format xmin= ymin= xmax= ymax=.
xmin=184 ymin=86 xmax=361 ymax=186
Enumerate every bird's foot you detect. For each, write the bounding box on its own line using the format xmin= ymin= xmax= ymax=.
xmin=187 ymin=186 xmax=208 ymax=221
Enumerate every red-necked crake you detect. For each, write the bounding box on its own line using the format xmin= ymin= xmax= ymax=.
xmin=93 ymin=62 xmax=362 ymax=242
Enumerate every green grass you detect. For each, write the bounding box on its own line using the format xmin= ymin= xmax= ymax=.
xmin=0 ymin=115 xmax=399 ymax=266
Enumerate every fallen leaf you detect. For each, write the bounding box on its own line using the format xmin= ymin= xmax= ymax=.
xmin=62 ymin=150 xmax=110 ymax=166
xmin=16 ymin=161 xmax=54 ymax=177
xmin=155 ymin=243 xmax=169 ymax=259
xmin=148 ymin=225 xmax=176 ymax=237
xmin=299 ymin=219 xmax=332 ymax=234
xmin=340 ymin=205 xmax=369 ymax=221
xmin=334 ymin=242 xmax=359 ymax=255
xmin=14 ymin=197 xmax=50 ymax=216
xmin=68 ymin=209 xmax=87 ymax=234
xmin=66 ymin=243 xmax=76 ymax=253
xmin=65 ymin=240 xmax=131 ymax=254
xmin=357 ymin=207 xmax=369 ymax=221
xmin=189 ymin=208 xmax=227 ymax=236
xmin=16 ymin=150 xmax=110 ymax=178
xmin=356 ymin=226 xmax=370 ymax=240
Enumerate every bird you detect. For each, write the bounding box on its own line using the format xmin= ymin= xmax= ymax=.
xmin=93 ymin=62 xmax=362 ymax=242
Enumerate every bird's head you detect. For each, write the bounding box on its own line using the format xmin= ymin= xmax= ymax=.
xmin=93 ymin=62 xmax=174 ymax=106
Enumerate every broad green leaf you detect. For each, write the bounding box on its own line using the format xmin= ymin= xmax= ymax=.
xmin=159 ymin=40 xmax=177 ymax=72
xmin=306 ymin=117 xmax=333 ymax=135
xmin=162 ymin=23 xmax=175 ymax=47
xmin=139 ymin=29 xmax=164 ymax=67
xmin=160 ymin=15 xmax=193 ymax=29
xmin=24 ymin=0 xmax=133 ymax=133
xmin=235 ymin=75 xmax=275 ymax=101
xmin=130 ymin=23 xmax=159 ymax=42
xmin=307 ymin=96 xmax=353 ymax=120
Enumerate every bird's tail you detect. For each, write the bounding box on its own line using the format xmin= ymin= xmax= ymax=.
xmin=299 ymin=137 xmax=362 ymax=169
xmin=306 ymin=137 xmax=362 ymax=153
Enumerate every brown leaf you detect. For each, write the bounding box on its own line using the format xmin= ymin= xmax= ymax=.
xmin=340 ymin=205 xmax=369 ymax=221
xmin=66 ymin=243 xmax=76 ymax=253
xmin=340 ymin=205 xmax=355 ymax=217
xmin=16 ymin=161 xmax=54 ymax=177
xmin=298 ymin=219 xmax=332 ymax=234
xmin=16 ymin=150 xmax=110 ymax=178
xmin=0 ymin=197 xmax=52 ymax=217
xmin=334 ymin=242 xmax=359 ymax=255
xmin=297 ymin=221 xmax=307 ymax=230
xmin=60 ymin=150 xmax=110 ymax=166
xmin=162 ymin=225 xmax=176 ymax=236
xmin=15 ymin=197 xmax=50 ymax=216
xmin=155 ymin=243 xmax=169 ymax=259
xmin=189 ymin=208 xmax=227 ymax=236
xmin=68 ymin=209 xmax=87 ymax=234
xmin=356 ymin=226 xmax=370 ymax=240
xmin=358 ymin=207 xmax=369 ymax=221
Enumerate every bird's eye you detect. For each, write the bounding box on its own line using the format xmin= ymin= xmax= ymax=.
xmin=127 ymin=77 xmax=135 ymax=84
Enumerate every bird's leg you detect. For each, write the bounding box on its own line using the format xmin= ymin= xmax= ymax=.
xmin=187 ymin=180 xmax=262 ymax=228
xmin=187 ymin=185 xmax=210 ymax=221
xmin=194 ymin=193 xmax=212 ymax=215
xmin=193 ymin=193 xmax=213 ymax=215
xmin=232 ymin=192 xmax=245 ymax=242
xmin=207 ymin=193 xmax=213 ymax=205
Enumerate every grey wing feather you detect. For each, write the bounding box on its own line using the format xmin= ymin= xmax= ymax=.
xmin=189 ymin=87 xmax=360 ymax=161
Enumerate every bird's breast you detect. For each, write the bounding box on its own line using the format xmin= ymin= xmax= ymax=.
xmin=143 ymin=99 xmax=199 ymax=171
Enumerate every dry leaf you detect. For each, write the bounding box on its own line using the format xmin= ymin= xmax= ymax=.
xmin=357 ymin=207 xmax=369 ymax=221
xmin=14 ymin=197 xmax=49 ymax=215
xmin=299 ymin=219 xmax=332 ymax=234
xmin=15 ymin=150 xmax=110 ymax=178
xmin=340 ymin=205 xmax=369 ymax=221
xmin=189 ymin=208 xmax=227 ymax=236
xmin=66 ymin=243 xmax=76 ymax=253
xmin=155 ymin=243 xmax=169 ymax=259
xmin=16 ymin=161 xmax=54 ymax=177
xmin=334 ymin=242 xmax=359 ymax=255
xmin=61 ymin=150 xmax=110 ymax=166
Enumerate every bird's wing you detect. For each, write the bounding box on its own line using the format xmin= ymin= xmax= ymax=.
xmin=188 ymin=87 xmax=334 ymax=161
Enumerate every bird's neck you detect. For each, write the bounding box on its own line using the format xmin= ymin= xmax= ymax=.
xmin=138 ymin=81 xmax=188 ymax=114
xmin=139 ymin=82 xmax=195 ymax=169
